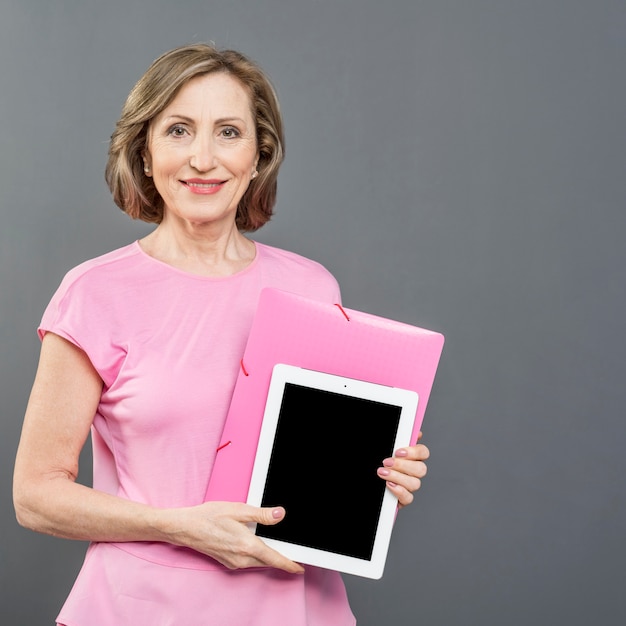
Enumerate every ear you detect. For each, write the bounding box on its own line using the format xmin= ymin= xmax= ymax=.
xmin=249 ymin=154 xmax=259 ymax=181
xmin=142 ymin=153 xmax=152 ymax=177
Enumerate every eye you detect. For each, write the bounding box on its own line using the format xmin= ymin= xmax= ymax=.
xmin=220 ymin=126 xmax=240 ymax=139
xmin=167 ymin=124 xmax=188 ymax=137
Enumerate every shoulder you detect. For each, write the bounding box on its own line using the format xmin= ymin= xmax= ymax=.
xmin=42 ymin=243 xmax=143 ymax=329
xmin=256 ymin=242 xmax=332 ymax=275
xmin=255 ymin=242 xmax=341 ymax=303
xmin=58 ymin=242 xmax=142 ymax=291
xmin=39 ymin=243 xmax=143 ymax=384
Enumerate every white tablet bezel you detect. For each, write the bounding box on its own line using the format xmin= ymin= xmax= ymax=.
xmin=246 ymin=363 xmax=419 ymax=579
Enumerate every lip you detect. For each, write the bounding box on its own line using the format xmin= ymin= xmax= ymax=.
xmin=181 ymin=178 xmax=226 ymax=195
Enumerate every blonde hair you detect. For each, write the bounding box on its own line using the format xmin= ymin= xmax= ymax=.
xmin=105 ymin=43 xmax=284 ymax=231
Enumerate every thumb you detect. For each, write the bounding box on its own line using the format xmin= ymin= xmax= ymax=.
xmin=256 ymin=506 xmax=287 ymax=526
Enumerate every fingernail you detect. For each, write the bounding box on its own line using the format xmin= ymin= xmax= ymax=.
xmin=378 ymin=468 xmax=390 ymax=477
xmin=383 ymin=458 xmax=394 ymax=467
xmin=387 ymin=481 xmax=398 ymax=488
xmin=272 ymin=508 xmax=284 ymax=519
xmin=395 ymin=448 xmax=408 ymax=457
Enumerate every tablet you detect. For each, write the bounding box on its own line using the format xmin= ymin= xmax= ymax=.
xmin=246 ymin=363 xmax=419 ymax=579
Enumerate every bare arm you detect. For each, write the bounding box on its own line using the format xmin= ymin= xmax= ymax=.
xmin=13 ymin=333 xmax=303 ymax=573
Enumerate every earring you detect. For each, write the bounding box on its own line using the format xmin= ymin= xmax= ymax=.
xmin=144 ymin=165 xmax=151 ymax=174
xmin=251 ymin=170 xmax=258 ymax=180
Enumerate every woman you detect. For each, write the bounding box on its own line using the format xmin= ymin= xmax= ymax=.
xmin=13 ymin=43 xmax=430 ymax=625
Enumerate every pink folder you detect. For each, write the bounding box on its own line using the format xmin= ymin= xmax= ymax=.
xmin=204 ymin=288 xmax=445 ymax=503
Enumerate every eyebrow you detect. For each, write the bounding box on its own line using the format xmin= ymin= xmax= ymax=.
xmin=160 ymin=115 xmax=248 ymax=126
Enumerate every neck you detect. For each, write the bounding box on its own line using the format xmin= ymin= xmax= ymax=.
xmin=139 ymin=216 xmax=256 ymax=277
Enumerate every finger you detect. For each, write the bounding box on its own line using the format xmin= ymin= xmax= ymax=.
xmin=230 ymin=505 xmax=305 ymax=573
xmin=256 ymin=506 xmax=287 ymax=526
xmin=239 ymin=508 xmax=305 ymax=574
xmin=221 ymin=531 xmax=305 ymax=574
xmin=381 ymin=456 xmax=428 ymax=478
xmin=230 ymin=503 xmax=287 ymax=526
xmin=252 ymin=541 xmax=305 ymax=574
xmin=393 ymin=443 xmax=430 ymax=461
xmin=377 ymin=466 xmax=423 ymax=494
xmin=384 ymin=480 xmax=415 ymax=508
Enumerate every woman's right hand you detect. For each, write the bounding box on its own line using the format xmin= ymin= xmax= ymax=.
xmin=14 ymin=333 xmax=303 ymax=576
xmin=158 ymin=501 xmax=305 ymax=574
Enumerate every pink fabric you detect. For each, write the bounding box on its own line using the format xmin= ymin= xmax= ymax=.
xmin=39 ymin=241 xmax=355 ymax=626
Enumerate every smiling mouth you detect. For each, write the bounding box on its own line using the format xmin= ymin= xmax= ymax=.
xmin=182 ymin=181 xmax=224 ymax=189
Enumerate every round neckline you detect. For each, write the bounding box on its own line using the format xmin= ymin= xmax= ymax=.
xmin=132 ymin=239 xmax=260 ymax=281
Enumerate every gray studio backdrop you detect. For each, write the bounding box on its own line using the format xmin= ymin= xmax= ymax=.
xmin=2 ymin=1 xmax=625 ymax=624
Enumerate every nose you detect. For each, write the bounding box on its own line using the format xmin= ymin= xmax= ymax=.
xmin=189 ymin=133 xmax=217 ymax=172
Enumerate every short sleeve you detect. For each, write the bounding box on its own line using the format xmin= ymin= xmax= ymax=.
xmin=327 ymin=277 xmax=342 ymax=305
xmin=39 ymin=268 xmax=127 ymax=388
xmin=255 ymin=243 xmax=342 ymax=305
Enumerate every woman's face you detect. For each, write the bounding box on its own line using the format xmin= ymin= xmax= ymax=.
xmin=145 ymin=72 xmax=259 ymax=228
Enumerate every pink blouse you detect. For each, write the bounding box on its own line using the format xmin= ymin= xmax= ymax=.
xmin=40 ymin=241 xmax=355 ymax=626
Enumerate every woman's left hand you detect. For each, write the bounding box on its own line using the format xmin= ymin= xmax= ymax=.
xmin=377 ymin=432 xmax=430 ymax=509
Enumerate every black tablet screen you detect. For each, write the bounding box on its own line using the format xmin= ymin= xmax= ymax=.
xmin=256 ymin=382 xmax=402 ymax=560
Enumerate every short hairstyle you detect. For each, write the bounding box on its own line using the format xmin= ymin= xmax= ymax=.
xmin=105 ymin=43 xmax=284 ymax=231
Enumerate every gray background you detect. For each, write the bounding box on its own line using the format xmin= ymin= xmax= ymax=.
xmin=1 ymin=0 xmax=625 ymax=624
